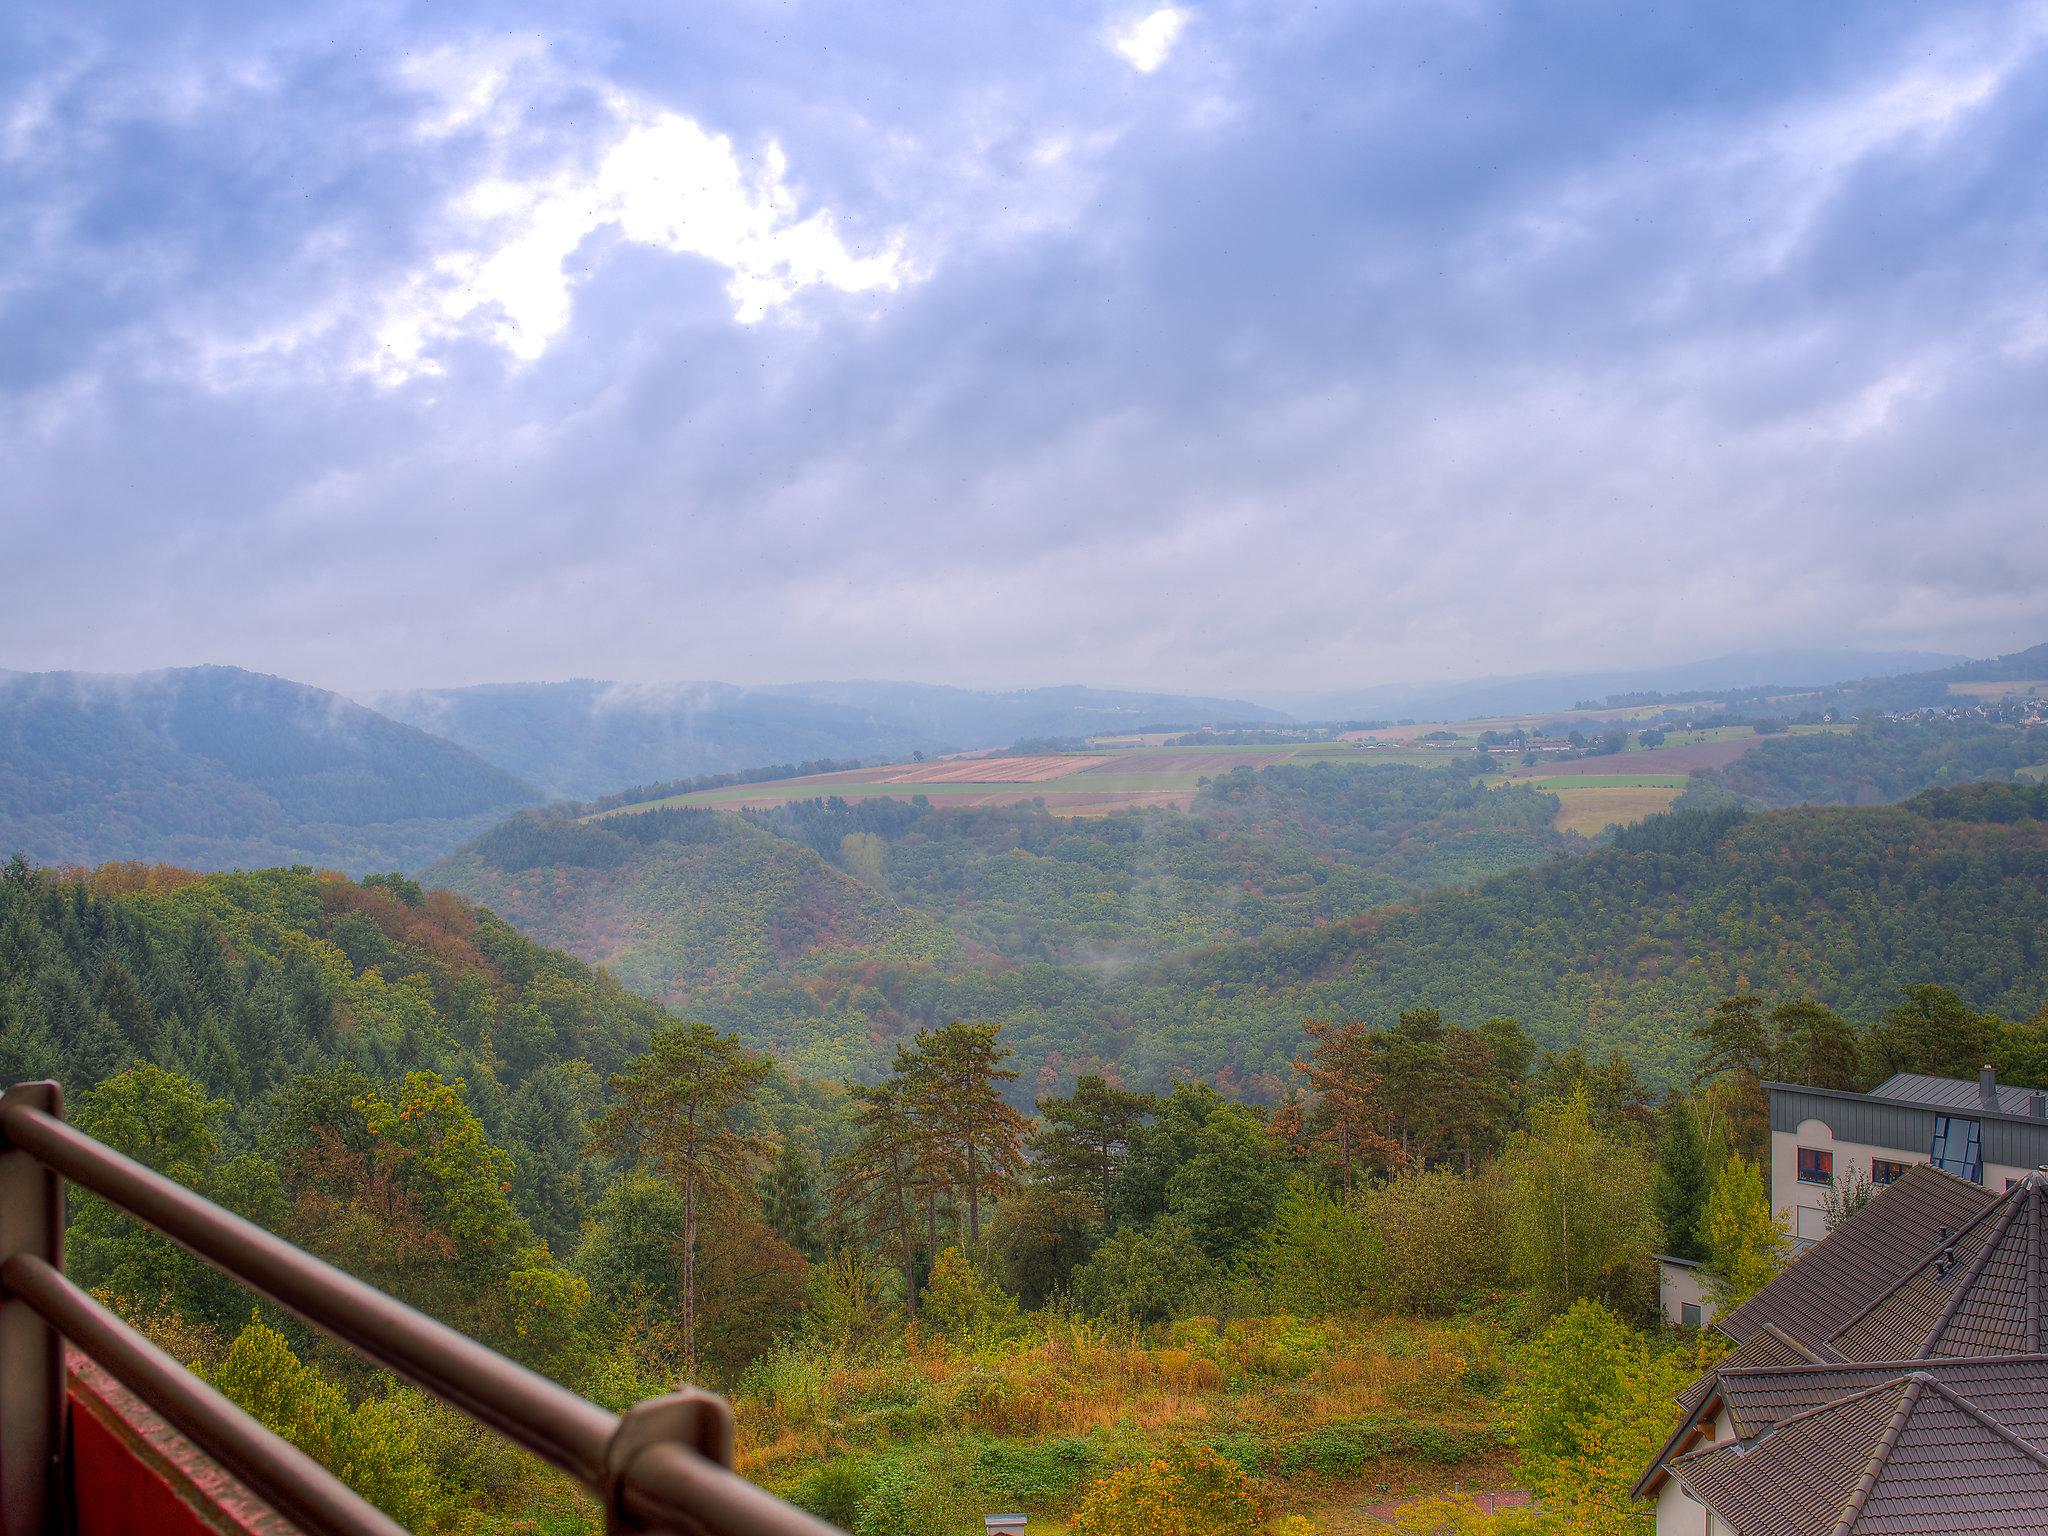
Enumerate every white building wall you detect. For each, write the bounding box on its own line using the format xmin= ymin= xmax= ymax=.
xmin=1658 ymin=1259 xmax=1714 ymax=1329
xmin=1654 ymin=1476 xmax=1711 ymax=1536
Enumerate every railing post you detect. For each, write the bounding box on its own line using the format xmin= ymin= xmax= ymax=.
xmin=0 ymin=1081 xmax=66 ymax=1536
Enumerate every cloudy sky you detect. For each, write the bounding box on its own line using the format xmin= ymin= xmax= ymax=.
xmin=5 ymin=0 xmax=2047 ymax=694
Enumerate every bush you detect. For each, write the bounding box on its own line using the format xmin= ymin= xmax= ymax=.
xmin=791 ymin=1455 xmax=879 ymax=1527
xmin=1359 ymin=1168 xmax=1507 ymax=1316
xmin=1069 ymin=1445 xmax=1261 ymax=1536
xmin=1071 ymin=1219 xmax=1217 ymax=1323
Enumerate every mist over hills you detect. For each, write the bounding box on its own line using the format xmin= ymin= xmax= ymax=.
xmin=1251 ymin=646 xmax=1970 ymax=721
xmin=0 ymin=665 xmax=538 ymax=873
xmin=364 ymin=678 xmax=1288 ymax=800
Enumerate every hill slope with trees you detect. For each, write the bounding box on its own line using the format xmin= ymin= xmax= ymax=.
xmin=673 ymin=782 xmax=2048 ymax=1094
xmin=0 ymin=666 xmax=538 ymax=873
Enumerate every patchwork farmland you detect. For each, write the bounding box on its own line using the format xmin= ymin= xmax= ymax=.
xmin=591 ymin=721 xmax=1834 ymax=833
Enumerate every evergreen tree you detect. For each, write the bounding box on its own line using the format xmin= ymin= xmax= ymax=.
xmin=1770 ymin=1000 xmax=1863 ymax=1091
xmin=591 ymin=1022 xmax=771 ymax=1376
xmin=1651 ymin=1099 xmax=1711 ymax=1261
xmin=897 ymin=1021 xmax=1028 ymax=1244
xmin=762 ymin=1136 xmax=822 ymax=1260
xmin=832 ymin=1079 xmax=925 ymax=1314
xmin=1030 ymin=1074 xmax=1155 ymax=1221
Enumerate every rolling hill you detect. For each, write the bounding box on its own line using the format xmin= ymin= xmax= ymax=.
xmin=365 ymin=679 xmax=1287 ymax=800
xmin=0 ymin=666 xmax=538 ymax=874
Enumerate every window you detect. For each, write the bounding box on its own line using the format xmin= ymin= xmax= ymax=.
xmin=1797 ymin=1147 xmax=1834 ymax=1184
xmin=1681 ymin=1301 xmax=1703 ymax=1328
xmin=1871 ymin=1158 xmax=1910 ymax=1185
xmin=1930 ymin=1116 xmax=1983 ymax=1183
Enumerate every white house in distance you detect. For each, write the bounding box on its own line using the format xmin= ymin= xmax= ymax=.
xmin=1768 ymin=1066 xmax=2048 ymax=1243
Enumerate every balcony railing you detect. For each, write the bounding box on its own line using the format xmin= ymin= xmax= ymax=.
xmin=0 ymin=1079 xmax=844 ymax=1536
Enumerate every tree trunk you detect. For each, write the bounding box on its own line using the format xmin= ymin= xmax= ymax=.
xmin=965 ymin=1142 xmax=981 ymax=1244
xmin=682 ymin=1171 xmax=699 ymax=1378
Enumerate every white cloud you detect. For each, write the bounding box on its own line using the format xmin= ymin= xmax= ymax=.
xmin=1111 ymin=7 xmax=1189 ymax=74
xmin=371 ymin=63 xmax=911 ymax=380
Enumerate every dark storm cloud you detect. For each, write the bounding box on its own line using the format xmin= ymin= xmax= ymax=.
xmin=3 ymin=0 xmax=2045 ymax=693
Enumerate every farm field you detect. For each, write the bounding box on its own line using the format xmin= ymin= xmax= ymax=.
xmin=1948 ymin=678 xmax=2048 ymax=699
xmin=593 ymin=722 xmax=1849 ymax=831
xmin=597 ymin=740 xmax=1379 ymax=816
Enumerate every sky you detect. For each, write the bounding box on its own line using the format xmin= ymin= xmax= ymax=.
xmin=4 ymin=0 xmax=2048 ymax=695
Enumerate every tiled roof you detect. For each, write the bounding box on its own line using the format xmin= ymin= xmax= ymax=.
xmin=1635 ymin=1325 xmax=1828 ymax=1501
xmin=1716 ymin=1164 xmax=1994 ymax=1349
xmin=1829 ymin=1174 xmax=2048 ymax=1362
xmin=1717 ymin=1355 xmax=2048 ymax=1445
xmin=1676 ymin=1325 xmax=1824 ymax=1418
xmin=1673 ymin=1373 xmax=2048 ymax=1535
xmin=1871 ymin=1071 xmax=2048 ymax=1119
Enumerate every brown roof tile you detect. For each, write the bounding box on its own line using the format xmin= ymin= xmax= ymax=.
xmin=1716 ymin=1165 xmax=1993 ymax=1351
xmin=1674 ymin=1373 xmax=2048 ymax=1536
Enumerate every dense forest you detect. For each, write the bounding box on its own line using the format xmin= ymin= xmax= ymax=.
xmin=435 ymin=763 xmax=1572 ymax=965
xmin=689 ymin=783 xmax=2048 ymax=1091
xmin=1675 ymin=718 xmax=2048 ymax=809
xmin=0 ymin=666 xmax=538 ymax=873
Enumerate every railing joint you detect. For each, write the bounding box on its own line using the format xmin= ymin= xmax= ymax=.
xmin=605 ymin=1387 xmax=735 ymax=1535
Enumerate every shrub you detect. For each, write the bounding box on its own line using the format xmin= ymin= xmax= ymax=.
xmin=1069 ymin=1445 xmax=1261 ymax=1536
xmin=1359 ymin=1167 xmax=1507 ymax=1316
xmin=791 ymin=1455 xmax=879 ymax=1527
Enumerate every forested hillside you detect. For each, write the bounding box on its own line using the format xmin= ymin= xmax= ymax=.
xmin=682 ymin=783 xmax=2048 ymax=1092
xmin=1676 ymin=719 xmax=2048 ymax=810
xmin=0 ymin=666 xmax=538 ymax=873
xmin=428 ymin=765 xmax=1574 ymax=1015
xmin=429 ymin=808 xmax=958 ymax=1063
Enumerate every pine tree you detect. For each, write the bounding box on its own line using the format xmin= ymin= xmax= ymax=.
xmin=1030 ymin=1075 xmax=1155 ymax=1222
xmin=1282 ymin=1018 xmax=1401 ymax=1196
xmin=1652 ymin=1098 xmax=1712 ymax=1261
xmin=591 ymin=1023 xmax=771 ymax=1376
xmin=898 ymin=1021 xmax=1029 ymax=1244
xmin=832 ymin=1079 xmax=925 ymax=1314
xmin=762 ymin=1137 xmax=822 ymax=1260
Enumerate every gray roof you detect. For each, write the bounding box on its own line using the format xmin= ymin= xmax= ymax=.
xmin=1715 ymin=1164 xmax=1993 ymax=1350
xmin=1672 ymin=1373 xmax=2048 ymax=1535
xmin=1870 ymin=1070 xmax=2048 ymax=1119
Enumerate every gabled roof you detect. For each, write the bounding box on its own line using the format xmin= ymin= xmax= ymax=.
xmin=1636 ymin=1325 xmax=1828 ymax=1500
xmin=1716 ymin=1164 xmax=1993 ymax=1350
xmin=1672 ymin=1373 xmax=2048 ymax=1535
xmin=1717 ymin=1354 xmax=2048 ymax=1446
xmin=1829 ymin=1173 xmax=2048 ymax=1362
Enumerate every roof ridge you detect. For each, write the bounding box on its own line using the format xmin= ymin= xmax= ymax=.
xmin=1913 ymin=1375 xmax=2048 ymax=1469
xmin=1922 ymin=1190 xmax=2028 ymax=1355
xmin=1832 ymin=1375 xmax=1924 ymax=1536
xmin=1826 ymin=1185 xmax=2019 ymax=1346
xmin=1704 ymin=1375 xmax=1911 ymax=1453
xmin=1720 ymin=1349 xmax=2048 ymax=1381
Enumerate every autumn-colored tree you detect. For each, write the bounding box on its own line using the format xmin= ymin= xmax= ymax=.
xmin=592 ymin=1022 xmax=772 ymax=1376
xmin=897 ymin=1021 xmax=1029 ymax=1243
xmin=1281 ymin=1018 xmax=1401 ymax=1196
xmin=1069 ymin=1446 xmax=1260 ymax=1536
xmin=1702 ymin=1153 xmax=1788 ymax=1309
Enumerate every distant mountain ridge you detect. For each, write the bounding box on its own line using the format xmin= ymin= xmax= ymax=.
xmin=1254 ymin=647 xmax=1971 ymax=721
xmin=364 ymin=678 xmax=1287 ymax=800
xmin=0 ymin=665 xmax=537 ymax=874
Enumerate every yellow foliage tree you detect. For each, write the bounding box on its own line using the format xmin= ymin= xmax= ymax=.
xmin=1069 ymin=1445 xmax=1260 ymax=1536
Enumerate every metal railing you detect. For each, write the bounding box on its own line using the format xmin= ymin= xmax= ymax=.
xmin=0 ymin=1080 xmax=845 ymax=1536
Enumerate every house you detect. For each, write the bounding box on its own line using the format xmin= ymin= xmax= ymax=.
xmin=1637 ymin=1165 xmax=2048 ymax=1534
xmin=1656 ymin=1254 xmax=1714 ymax=1330
xmin=1768 ymin=1066 xmax=2048 ymax=1244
